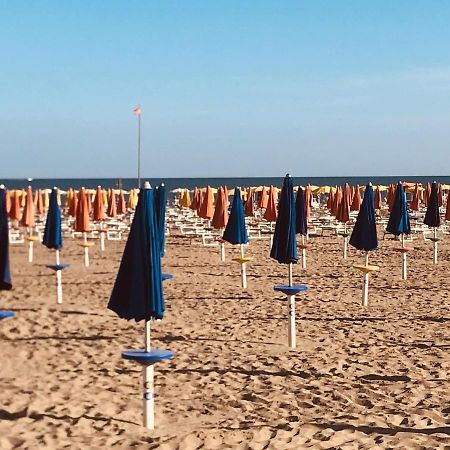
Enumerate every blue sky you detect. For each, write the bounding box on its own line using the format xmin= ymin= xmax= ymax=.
xmin=1 ymin=1 xmax=450 ymax=178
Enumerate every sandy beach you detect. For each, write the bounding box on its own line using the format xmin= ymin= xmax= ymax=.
xmin=1 ymin=228 xmax=450 ymax=449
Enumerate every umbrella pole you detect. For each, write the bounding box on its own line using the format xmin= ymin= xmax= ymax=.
xmin=433 ymin=227 xmax=438 ymax=264
xmin=362 ymin=252 xmax=369 ymax=307
xmin=401 ymin=234 xmax=407 ymax=280
xmin=220 ymin=229 xmax=225 ymax=262
xmin=301 ymin=235 xmax=306 ymax=269
xmin=28 ymin=239 xmax=34 ymax=263
xmin=100 ymin=222 xmax=105 ymax=251
xmin=83 ymin=232 xmax=89 ymax=267
xmin=143 ymin=320 xmax=154 ymax=430
xmin=343 ymin=223 xmax=348 ymax=260
xmin=55 ymin=249 xmax=63 ymax=304
xmin=288 ymin=263 xmax=296 ymax=349
xmin=240 ymin=244 xmax=247 ymax=289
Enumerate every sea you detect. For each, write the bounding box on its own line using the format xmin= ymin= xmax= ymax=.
xmin=1 ymin=176 xmax=449 ymax=193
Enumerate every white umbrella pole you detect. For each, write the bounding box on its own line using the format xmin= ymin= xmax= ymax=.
xmin=343 ymin=223 xmax=348 ymax=260
xmin=55 ymin=250 xmax=62 ymax=304
xmin=220 ymin=229 xmax=225 ymax=262
xmin=401 ymin=234 xmax=407 ymax=280
xmin=301 ymin=235 xmax=306 ymax=269
xmin=143 ymin=320 xmax=154 ymax=430
xmin=288 ymin=263 xmax=296 ymax=349
xmin=362 ymin=252 xmax=369 ymax=307
xmin=100 ymin=222 xmax=105 ymax=251
xmin=28 ymin=240 xmax=33 ymax=263
xmin=433 ymin=227 xmax=438 ymax=264
xmin=269 ymin=229 xmax=273 ymax=256
xmin=240 ymin=244 xmax=247 ymax=289
xmin=83 ymin=232 xmax=89 ymax=267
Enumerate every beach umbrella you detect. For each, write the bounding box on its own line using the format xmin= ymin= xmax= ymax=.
xmin=223 ymin=187 xmax=251 ymax=288
xmin=271 ymin=175 xmax=307 ymax=349
xmin=19 ymin=189 xmax=26 ymax=207
xmin=336 ymin=184 xmax=351 ymax=259
xmin=295 ymin=186 xmax=309 ymax=269
xmin=244 ymin=188 xmax=255 ymax=217
xmin=107 ymin=189 xmax=117 ymax=218
xmin=189 ymin=187 xmax=201 ymax=211
xmin=374 ymin=186 xmax=382 ymax=211
xmin=178 ymin=189 xmax=191 ymax=208
xmin=423 ymin=181 xmax=441 ymax=264
xmin=21 ymin=186 xmax=38 ymax=262
xmin=349 ymin=184 xmax=379 ymax=306
xmin=386 ymin=182 xmax=411 ymax=280
xmin=386 ymin=184 xmax=396 ymax=212
xmin=68 ymin=190 xmax=78 ymax=217
xmin=108 ymin=182 xmax=172 ymax=430
xmin=198 ymin=186 xmax=214 ymax=221
xmin=43 ymin=188 xmax=69 ymax=304
xmin=35 ymin=189 xmax=44 ymax=216
xmin=438 ymin=184 xmax=444 ymax=207
xmin=350 ymin=185 xmax=362 ymax=211
xmin=74 ymin=188 xmax=93 ymax=267
xmin=155 ymin=184 xmax=166 ymax=258
xmin=326 ymin=188 xmax=334 ymax=211
xmin=93 ymin=186 xmax=106 ymax=251
xmin=211 ymin=187 xmax=229 ymax=262
xmin=0 ymin=186 xmax=13 ymax=320
xmin=304 ymin=185 xmax=312 ymax=220
xmin=410 ymin=183 xmax=420 ymax=211
xmin=424 ymin=182 xmax=431 ymax=206
xmin=128 ymin=189 xmax=139 ymax=210
xmin=9 ymin=191 xmax=21 ymax=224
xmin=5 ymin=191 xmax=11 ymax=214
xmin=117 ymin=190 xmax=127 ymax=215
xmin=263 ymin=186 xmax=277 ymax=222
xmin=259 ymin=187 xmax=268 ymax=209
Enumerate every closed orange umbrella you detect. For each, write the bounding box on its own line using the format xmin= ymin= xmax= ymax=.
xmin=20 ymin=189 xmax=26 ymax=207
xmin=189 ymin=187 xmax=201 ymax=211
xmin=263 ymin=185 xmax=277 ymax=222
xmin=74 ymin=188 xmax=90 ymax=233
xmin=65 ymin=188 xmax=73 ymax=208
xmin=438 ymin=183 xmax=443 ymax=207
xmin=35 ymin=189 xmax=44 ymax=216
xmin=93 ymin=186 xmax=105 ymax=221
xmin=410 ymin=183 xmax=420 ymax=211
xmin=386 ymin=184 xmax=396 ymax=212
xmin=20 ymin=186 xmax=35 ymax=228
xmin=326 ymin=188 xmax=334 ymax=211
xmin=69 ymin=191 xmax=78 ymax=218
xmin=332 ymin=186 xmax=342 ymax=217
xmin=211 ymin=187 xmax=228 ymax=229
xmin=244 ymin=188 xmax=255 ymax=217
xmin=374 ymin=186 xmax=382 ymax=210
xmin=198 ymin=186 xmax=214 ymax=220
xmin=9 ymin=191 xmax=20 ymax=220
xmin=305 ymin=185 xmax=312 ymax=219
xmin=350 ymin=185 xmax=362 ymax=211
xmin=259 ymin=187 xmax=268 ymax=209
xmin=5 ymin=190 xmax=11 ymax=213
xmin=86 ymin=190 xmax=93 ymax=213
xmin=424 ymin=182 xmax=431 ymax=207
xmin=117 ymin=190 xmax=127 ymax=215
xmin=107 ymin=189 xmax=117 ymax=218
xmin=336 ymin=184 xmax=350 ymax=223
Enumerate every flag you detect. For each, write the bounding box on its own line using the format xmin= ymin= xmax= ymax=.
xmin=133 ymin=106 xmax=142 ymax=116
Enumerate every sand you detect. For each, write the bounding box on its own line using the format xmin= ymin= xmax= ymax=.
xmin=1 ymin=228 xmax=450 ymax=449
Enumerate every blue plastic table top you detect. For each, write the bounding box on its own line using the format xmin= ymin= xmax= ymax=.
xmin=161 ymin=273 xmax=173 ymax=281
xmin=46 ymin=264 xmax=70 ymax=271
xmin=274 ymin=284 xmax=308 ymax=296
xmin=122 ymin=348 xmax=173 ymax=364
xmin=0 ymin=311 xmax=15 ymax=320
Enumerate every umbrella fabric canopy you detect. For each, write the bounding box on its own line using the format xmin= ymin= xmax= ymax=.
xmin=43 ymin=188 xmax=62 ymax=250
xmin=244 ymin=188 xmax=255 ymax=217
xmin=35 ymin=190 xmax=44 ymax=216
xmin=326 ymin=189 xmax=334 ymax=211
xmin=20 ymin=186 xmax=35 ymax=228
xmin=107 ymin=189 xmax=117 ymax=218
xmin=0 ymin=188 xmax=12 ymax=290
xmin=198 ymin=186 xmax=214 ymax=220
xmin=386 ymin=184 xmax=396 ymax=212
xmin=424 ymin=182 xmax=431 ymax=206
xmin=295 ymin=186 xmax=307 ymax=236
xmin=68 ymin=191 xmax=78 ymax=217
xmin=93 ymin=186 xmax=105 ymax=221
xmin=386 ymin=183 xmax=411 ymax=236
xmin=264 ymin=186 xmax=278 ymax=222
xmin=259 ymin=187 xmax=268 ymax=209
xmin=349 ymin=184 xmax=378 ymax=252
xmin=410 ymin=183 xmax=420 ymax=211
xmin=304 ymin=185 xmax=312 ymax=219
xmin=117 ymin=190 xmax=127 ymax=215
xmin=374 ymin=186 xmax=382 ymax=210
xmin=423 ymin=182 xmax=441 ymax=228
xmin=211 ymin=187 xmax=229 ymax=229
xmin=154 ymin=184 xmax=166 ymax=257
xmin=270 ymin=175 xmax=298 ymax=264
xmin=438 ymin=184 xmax=443 ymax=207
xmin=222 ymin=188 xmax=248 ymax=245
xmin=74 ymin=188 xmax=90 ymax=233
xmin=336 ymin=184 xmax=350 ymax=223
xmin=350 ymin=185 xmax=362 ymax=211
xmin=189 ymin=188 xmax=201 ymax=211
xmin=9 ymin=191 xmax=21 ymax=221
xmin=332 ymin=186 xmax=342 ymax=217
xmin=108 ymin=185 xmax=164 ymax=321
xmin=179 ymin=189 xmax=191 ymax=208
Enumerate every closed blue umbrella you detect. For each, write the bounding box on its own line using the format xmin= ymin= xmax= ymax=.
xmin=108 ymin=182 xmax=172 ymax=430
xmin=271 ymin=175 xmax=307 ymax=349
xmin=349 ymin=184 xmax=379 ymax=306
xmin=386 ymin=182 xmax=412 ymax=280
xmin=43 ymin=187 xmax=68 ymax=304
xmin=349 ymin=184 xmax=378 ymax=252
xmin=423 ymin=182 xmax=441 ymax=264
xmin=0 ymin=186 xmax=13 ymax=320
xmin=223 ymin=188 xmax=250 ymax=288
xmin=154 ymin=183 xmax=166 ymax=257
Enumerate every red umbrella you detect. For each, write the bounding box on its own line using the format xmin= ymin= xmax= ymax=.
xmin=350 ymin=185 xmax=362 ymax=211
xmin=336 ymin=184 xmax=350 ymax=224
xmin=74 ymin=188 xmax=90 ymax=233
xmin=9 ymin=191 xmax=21 ymax=221
xmin=211 ymin=187 xmax=228 ymax=229
xmin=244 ymin=188 xmax=255 ymax=217
xmin=107 ymin=189 xmax=117 ymax=218
xmin=259 ymin=187 xmax=268 ymax=209
xmin=374 ymin=186 xmax=382 ymax=210
xmin=410 ymin=183 xmax=420 ymax=211
xmin=189 ymin=187 xmax=201 ymax=211
xmin=263 ymin=185 xmax=277 ymax=222
xmin=117 ymin=190 xmax=127 ymax=215
xmin=326 ymin=188 xmax=334 ymax=211
xmin=198 ymin=186 xmax=214 ymax=220
xmin=386 ymin=184 xmax=396 ymax=212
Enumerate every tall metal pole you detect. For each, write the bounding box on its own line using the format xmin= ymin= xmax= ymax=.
xmin=137 ymin=111 xmax=141 ymax=189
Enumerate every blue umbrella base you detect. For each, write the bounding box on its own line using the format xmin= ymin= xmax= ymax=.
xmin=122 ymin=348 xmax=173 ymax=365
xmin=162 ymin=273 xmax=173 ymax=281
xmin=46 ymin=264 xmax=70 ymax=271
xmin=274 ymin=284 xmax=308 ymax=296
xmin=0 ymin=311 xmax=15 ymax=320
